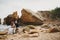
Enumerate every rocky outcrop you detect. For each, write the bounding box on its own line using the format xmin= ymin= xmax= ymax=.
xmin=0 ymin=30 xmax=8 ymax=35
xmin=20 ymin=9 xmax=43 ymax=25
xmin=3 ymin=11 xmax=19 ymax=25
xmin=37 ymin=11 xmax=51 ymax=21
xmin=0 ymin=18 xmax=1 ymax=24
xmin=3 ymin=9 xmax=52 ymax=25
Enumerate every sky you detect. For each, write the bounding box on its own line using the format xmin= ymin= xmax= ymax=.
xmin=0 ymin=0 xmax=60 ymax=19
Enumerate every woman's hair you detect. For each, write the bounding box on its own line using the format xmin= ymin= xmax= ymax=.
xmin=10 ymin=21 xmax=14 ymax=26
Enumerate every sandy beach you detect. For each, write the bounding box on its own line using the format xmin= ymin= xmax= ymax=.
xmin=0 ymin=26 xmax=59 ymax=40
xmin=6 ymin=31 xmax=60 ymax=40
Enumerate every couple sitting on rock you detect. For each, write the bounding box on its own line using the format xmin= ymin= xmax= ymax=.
xmin=8 ymin=21 xmax=18 ymax=34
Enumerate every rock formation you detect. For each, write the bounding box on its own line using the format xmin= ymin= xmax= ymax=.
xmin=0 ymin=18 xmax=1 ymax=24
xmin=20 ymin=9 xmax=43 ymax=25
xmin=3 ymin=11 xmax=19 ymax=25
xmin=36 ymin=11 xmax=51 ymax=21
xmin=3 ymin=9 xmax=52 ymax=25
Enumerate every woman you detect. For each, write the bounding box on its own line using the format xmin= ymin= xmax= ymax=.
xmin=10 ymin=21 xmax=16 ymax=34
xmin=8 ymin=21 xmax=16 ymax=34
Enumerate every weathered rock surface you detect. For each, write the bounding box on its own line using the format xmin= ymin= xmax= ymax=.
xmin=20 ymin=9 xmax=43 ymax=25
xmin=36 ymin=11 xmax=51 ymax=21
xmin=0 ymin=35 xmax=7 ymax=40
xmin=3 ymin=11 xmax=19 ymax=25
xmin=0 ymin=18 xmax=1 ymax=24
xmin=0 ymin=31 xmax=7 ymax=35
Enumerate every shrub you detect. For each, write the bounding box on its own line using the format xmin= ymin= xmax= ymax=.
xmin=51 ymin=7 xmax=60 ymax=19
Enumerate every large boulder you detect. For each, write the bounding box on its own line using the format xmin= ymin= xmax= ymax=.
xmin=12 ymin=11 xmax=19 ymax=20
xmin=3 ymin=11 xmax=19 ymax=25
xmin=0 ymin=30 xmax=8 ymax=35
xmin=0 ymin=18 xmax=1 ymax=24
xmin=20 ymin=9 xmax=43 ymax=25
